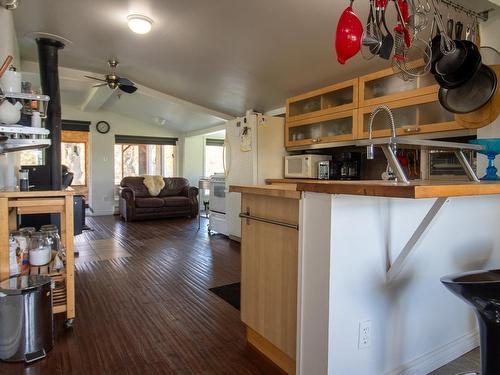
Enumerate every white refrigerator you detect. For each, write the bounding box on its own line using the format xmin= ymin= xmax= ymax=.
xmin=224 ymin=113 xmax=286 ymax=240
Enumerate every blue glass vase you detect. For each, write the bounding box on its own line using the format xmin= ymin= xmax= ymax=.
xmin=469 ymin=139 xmax=500 ymax=181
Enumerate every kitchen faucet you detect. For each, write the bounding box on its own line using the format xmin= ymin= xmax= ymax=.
xmin=366 ymin=105 xmax=396 ymax=160
xmin=366 ymin=105 xmax=398 ymax=180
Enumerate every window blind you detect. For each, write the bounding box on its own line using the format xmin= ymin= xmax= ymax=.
xmin=115 ymin=135 xmax=179 ymax=145
xmin=62 ymin=120 xmax=91 ymax=132
xmin=205 ymin=138 xmax=224 ymax=147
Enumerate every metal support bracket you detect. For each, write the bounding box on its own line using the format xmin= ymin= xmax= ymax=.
xmin=386 ymin=197 xmax=448 ymax=282
xmin=454 ymin=150 xmax=480 ymax=182
xmin=381 ymin=145 xmax=410 ymax=184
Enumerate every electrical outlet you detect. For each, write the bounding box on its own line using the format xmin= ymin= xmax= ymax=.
xmin=358 ymin=320 xmax=372 ymax=349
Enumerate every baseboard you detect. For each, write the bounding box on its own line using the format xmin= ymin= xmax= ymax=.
xmin=247 ymin=327 xmax=296 ymax=375
xmin=228 ymin=234 xmax=241 ymax=243
xmin=88 ymin=208 xmax=115 ymax=216
xmin=384 ymin=330 xmax=479 ymax=375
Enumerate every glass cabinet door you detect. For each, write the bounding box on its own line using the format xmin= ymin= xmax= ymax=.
xmin=359 ymin=65 xmax=438 ymax=107
xmin=358 ymin=94 xmax=457 ymax=139
xmin=287 ymin=79 xmax=358 ymax=122
xmin=286 ymin=110 xmax=356 ymax=147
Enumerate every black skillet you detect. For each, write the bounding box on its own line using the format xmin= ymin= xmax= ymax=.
xmin=434 ymin=40 xmax=482 ymax=89
xmin=439 ymin=64 xmax=498 ymax=114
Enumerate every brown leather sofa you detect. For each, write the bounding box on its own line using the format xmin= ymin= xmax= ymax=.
xmin=119 ymin=177 xmax=199 ymax=222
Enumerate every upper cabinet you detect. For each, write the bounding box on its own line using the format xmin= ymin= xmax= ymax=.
xmin=285 ymin=65 xmax=462 ymax=149
xmin=357 ymin=93 xmax=456 ymax=139
xmin=359 ymin=66 xmax=439 ymax=107
xmin=286 ymin=79 xmax=358 ymax=123
xmin=286 ymin=110 xmax=357 ymax=148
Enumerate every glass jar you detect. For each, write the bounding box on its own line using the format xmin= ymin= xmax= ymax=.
xmin=40 ymin=227 xmax=62 ymax=255
xmin=19 ymin=227 xmax=36 ymax=237
xmin=10 ymin=230 xmax=29 ymax=275
xmin=28 ymin=232 xmax=52 ymax=266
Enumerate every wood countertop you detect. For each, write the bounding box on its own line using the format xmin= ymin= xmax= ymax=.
xmin=0 ymin=188 xmax=75 ymax=198
xmin=229 ymin=179 xmax=500 ymax=199
xmin=229 ymin=184 xmax=301 ymax=199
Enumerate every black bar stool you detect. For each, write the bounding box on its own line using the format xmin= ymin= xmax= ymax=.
xmin=441 ymin=269 xmax=500 ymax=375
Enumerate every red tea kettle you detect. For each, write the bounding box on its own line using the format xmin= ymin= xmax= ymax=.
xmin=335 ymin=1 xmax=364 ymax=64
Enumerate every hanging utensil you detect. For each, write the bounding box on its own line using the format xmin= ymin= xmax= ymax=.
xmin=429 ymin=0 xmax=455 ymax=55
xmin=407 ymin=0 xmax=428 ymax=35
xmin=335 ymin=0 xmax=364 ymax=64
xmin=361 ymin=0 xmax=382 ymax=59
xmin=446 ymin=17 xmax=454 ymax=39
xmin=439 ymin=65 xmax=498 ymax=114
xmin=455 ymin=65 xmax=500 ymax=129
xmin=455 ymin=21 xmax=463 ymax=40
xmin=378 ymin=0 xmax=394 ymax=59
xmin=465 ymin=24 xmax=472 ymax=41
xmin=394 ymin=0 xmax=412 ymax=48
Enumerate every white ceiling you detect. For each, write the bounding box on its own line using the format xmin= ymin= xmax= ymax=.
xmin=11 ymin=0 xmax=499 ymax=130
xmin=20 ymin=61 xmax=229 ymax=132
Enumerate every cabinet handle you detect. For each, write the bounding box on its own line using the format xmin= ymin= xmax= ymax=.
xmin=404 ymin=127 xmax=421 ymax=133
xmin=239 ymin=212 xmax=299 ymax=230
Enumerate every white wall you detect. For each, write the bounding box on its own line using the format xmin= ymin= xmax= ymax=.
xmin=62 ymin=104 xmax=181 ymax=215
xmin=299 ymin=193 xmax=500 ymax=375
xmin=183 ymin=135 xmax=205 ymax=187
xmin=0 ymin=7 xmax=20 ymax=189
xmin=477 ymin=12 xmax=500 ymax=174
xmin=182 ymin=130 xmax=225 ymax=186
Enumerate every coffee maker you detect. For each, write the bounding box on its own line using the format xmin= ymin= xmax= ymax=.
xmin=330 ymin=152 xmax=362 ymax=180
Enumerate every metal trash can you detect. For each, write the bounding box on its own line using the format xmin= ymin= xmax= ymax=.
xmin=0 ymin=275 xmax=54 ymax=363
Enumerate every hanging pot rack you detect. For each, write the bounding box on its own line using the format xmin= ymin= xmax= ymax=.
xmin=438 ymin=0 xmax=493 ymax=22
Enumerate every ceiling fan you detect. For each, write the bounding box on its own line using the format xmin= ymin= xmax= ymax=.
xmin=84 ymin=59 xmax=138 ymax=94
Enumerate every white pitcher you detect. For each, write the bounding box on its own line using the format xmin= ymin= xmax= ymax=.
xmin=0 ymin=101 xmax=23 ymax=124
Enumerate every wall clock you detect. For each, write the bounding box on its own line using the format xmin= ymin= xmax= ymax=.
xmin=96 ymin=121 xmax=110 ymax=134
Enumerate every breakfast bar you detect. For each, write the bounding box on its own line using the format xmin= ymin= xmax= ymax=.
xmin=230 ymin=180 xmax=500 ymax=375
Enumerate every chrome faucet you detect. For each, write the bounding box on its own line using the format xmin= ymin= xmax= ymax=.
xmin=366 ymin=105 xmax=397 ymax=160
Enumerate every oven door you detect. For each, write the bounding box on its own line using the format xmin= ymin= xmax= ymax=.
xmin=209 ymin=180 xmax=226 ymax=214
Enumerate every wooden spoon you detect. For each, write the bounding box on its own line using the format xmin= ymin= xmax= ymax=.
xmin=0 ymin=55 xmax=13 ymax=79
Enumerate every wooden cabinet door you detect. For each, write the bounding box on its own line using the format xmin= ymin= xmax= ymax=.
xmin=240 ymin=194 xmax=299 ymax=359
xmin=286 ymin=78 xmax=358 ymax=123
xmin=357 ymin=93 xmax=460 ymax=139
xmin=358 ymin=65 xmax=439 ymax=107
xmin=285 ymin=110 xmax=357 ymax=148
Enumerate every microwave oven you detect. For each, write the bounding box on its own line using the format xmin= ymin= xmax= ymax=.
xmin=285 ymin=154 xmax=332 ymax=179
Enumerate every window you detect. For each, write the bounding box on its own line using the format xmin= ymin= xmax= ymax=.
xmin=205 ymin=138 xmax=224 ymax=177
xmin=114 ymin=143 xmax=176 ymax=185
xmin=62 ymin=142 xmax=86 ymax=185
xmin=20 ymin=150 xmax=45 ymax=166
xmin=61 ymin=131 xmax=89 ymax=187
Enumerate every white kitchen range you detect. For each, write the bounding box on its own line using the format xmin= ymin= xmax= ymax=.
xmin=208 ymin=173 xmax=227 ymax=236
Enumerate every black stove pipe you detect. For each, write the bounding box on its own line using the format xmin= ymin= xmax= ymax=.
xmin=36 ymin=37 xmax=64 ymax=190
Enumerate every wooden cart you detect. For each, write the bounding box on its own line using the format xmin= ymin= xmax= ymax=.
xmin=0 ymin=189 xmax=75 ymax=327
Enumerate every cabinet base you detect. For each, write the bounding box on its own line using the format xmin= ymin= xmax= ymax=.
xmin=246 ymin=327 xmax=295 ymax=375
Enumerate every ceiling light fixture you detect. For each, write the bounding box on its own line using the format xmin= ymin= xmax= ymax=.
xmin=127 ymin=14 xmax=153 ymax=34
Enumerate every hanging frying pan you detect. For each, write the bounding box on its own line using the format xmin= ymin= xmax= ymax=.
xmin=439 ymin=64 xmax=498 ymax=114
xmin=455 ymin=65 xmax=500 ymax=128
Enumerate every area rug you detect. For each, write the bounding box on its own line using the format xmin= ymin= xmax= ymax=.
xmin=209 ymin=282 xmax=240 ymax=310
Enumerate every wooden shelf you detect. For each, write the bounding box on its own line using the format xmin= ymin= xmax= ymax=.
xmin=0 ymin=190 xmax=75 ymax=322
xmin=30 ymin=259 xmax=68 ymax=315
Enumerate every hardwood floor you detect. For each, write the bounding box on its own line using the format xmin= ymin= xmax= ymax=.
xmin=429 ymin=348 xmax=480 ymax=375
xmin=0 ymin=215 xmax=283 ymax=375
